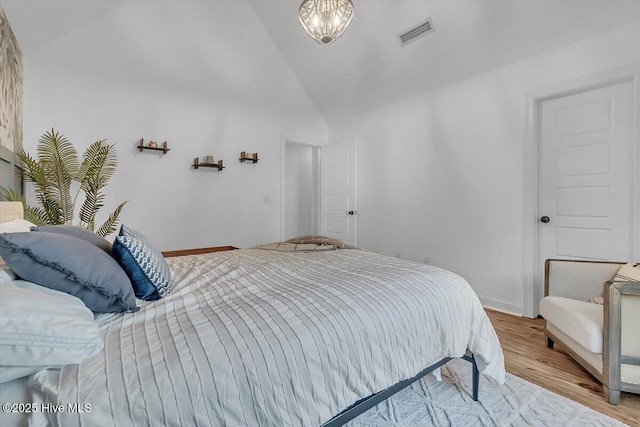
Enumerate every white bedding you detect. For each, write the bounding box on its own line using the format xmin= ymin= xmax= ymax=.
xmin=27 ymin=249 xmax=504 ymax=427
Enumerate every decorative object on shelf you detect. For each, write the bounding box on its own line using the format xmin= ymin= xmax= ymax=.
xmin=204 ymin=155 xmax=214 ymax=163
xmin=298 ymin=0 xmax=354 ymax=45
xmin=193 ymin=157 xmax=224 ymax=171
xmin=239 ymin=151 xmax=259 ymax=163
xmin=138 ymin=139 xmax=170 ymax=154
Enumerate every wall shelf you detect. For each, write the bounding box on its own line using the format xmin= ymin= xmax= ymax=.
xmin=193 ymin=157 xmax=224 ymax=171
xmin=138 ymin=139 xmax=170 ymax=154
xmin=239 ymin=151 xmax=259 ymax=163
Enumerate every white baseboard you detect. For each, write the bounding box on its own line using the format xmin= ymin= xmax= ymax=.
xmin=478 ymin=295 xmax=524 ymax=317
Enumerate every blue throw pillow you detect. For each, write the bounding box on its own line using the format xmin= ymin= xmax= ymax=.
xmin=119 ymin=224 xmax=148 ymax=242
xmin=30 ymin=225 xmax=112 ymax=254
xmin=0 ymin=232 xmax=137 ymax=313
xmin=112 ymin=226 xmax=171 ymax=301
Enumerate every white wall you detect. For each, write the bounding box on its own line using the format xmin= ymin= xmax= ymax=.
xmin=17 ymin=1 xmax=327 ymax=250
xmin=329 ymin=22 xmax=640 ymax=315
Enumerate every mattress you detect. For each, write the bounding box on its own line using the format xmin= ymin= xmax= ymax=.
xmin=27 ymin=248 xmax=505 ymax=427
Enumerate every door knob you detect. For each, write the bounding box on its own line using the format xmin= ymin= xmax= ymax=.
xmin=348 ymin=210 xmax=358 ymax=216
xmin=540 ymin=216 xmax=550 ymax=223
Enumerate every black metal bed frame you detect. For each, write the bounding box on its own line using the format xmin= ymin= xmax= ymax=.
xmin=321 ymin=352 xmax=480 ymax=427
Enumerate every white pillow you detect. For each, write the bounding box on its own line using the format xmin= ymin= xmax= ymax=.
xmin=0 ymin=218 xmax=36 ymax=233
xmin=0 ymin=265 xmax=15 ymax=281
xmin=0 ymin=278 xmax=104 ymax=382
xmin=0 ymin=219 xmax=36 ymax=271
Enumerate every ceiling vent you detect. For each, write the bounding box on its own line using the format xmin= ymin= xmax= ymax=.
xmin=398 ymin=18 xmax=435 ymax=47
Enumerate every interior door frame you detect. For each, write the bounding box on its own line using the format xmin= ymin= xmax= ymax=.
xmin=522 ymin=63 xmax=640 ymax=318
xmin=280 ymin=135 xmax=326 ymax=241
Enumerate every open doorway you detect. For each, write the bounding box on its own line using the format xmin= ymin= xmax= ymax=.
xmin=281 ymin=140 xmax=320 ymax=241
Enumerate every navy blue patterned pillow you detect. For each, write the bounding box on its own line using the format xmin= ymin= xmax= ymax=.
xmin=119 ymin=224 xmax=148 ymax=242
xmin=112 ymin=227 xmax=171 ymax=301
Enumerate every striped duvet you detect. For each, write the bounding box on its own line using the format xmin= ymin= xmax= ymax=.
xmin=28 ymin=248 xmax=505 ymax=427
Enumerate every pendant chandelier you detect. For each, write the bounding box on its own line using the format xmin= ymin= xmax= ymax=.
xmin=298 ymin=0 xmax=355 ymax=45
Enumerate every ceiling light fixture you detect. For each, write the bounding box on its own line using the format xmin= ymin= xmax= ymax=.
xmin=298 ymin=0 xmax=354 ymax=45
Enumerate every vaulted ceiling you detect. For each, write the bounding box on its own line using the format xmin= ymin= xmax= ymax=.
xmin=249 ymin=0 xmax=640 ymax=121
xmin=4 ymin=0 xmax=640 ymax=122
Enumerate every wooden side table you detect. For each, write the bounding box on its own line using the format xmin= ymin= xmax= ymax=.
xmin=162 ymin=246 xmax=238 ymax=258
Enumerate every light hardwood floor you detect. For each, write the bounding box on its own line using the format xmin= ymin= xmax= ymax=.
xmin=486 ymin=309 xmax=640 ymax=426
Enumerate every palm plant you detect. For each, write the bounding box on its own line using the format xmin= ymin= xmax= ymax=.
xmin=1 ymin=129 xmax=127 ymax=237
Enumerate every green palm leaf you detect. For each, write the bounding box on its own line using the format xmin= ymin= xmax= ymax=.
xmin=16 ymin=150 xmax=47 ymax=194
xmin=77 ymin=141 xmax=117 ymax=230
xmin=36 ymin=193 xmax=63 ymax=224
xmin=77 ymin=140 xmax=117 ymax=188
xmin=23 ymin=206 xmax=47 ymax=226
xmin=96 ymin=201 xmax=127 ymax=238
xmin=76 ymin=141 xmax=103 ymax=184
xmin=17 ymin=129 xmax=126 ymax=236
xmin=78 ymin=180 xmax=106 ymax=230
xmin=37 ymin=129 xmax=78 ymax=223
xmin=0 ymin=186 xmax=48 ymax=226
xmin=0 ymin=185 xmax=20 ymax=201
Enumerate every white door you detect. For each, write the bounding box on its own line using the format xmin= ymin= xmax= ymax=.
xmin=321 ymin=141 xmax=357 ymax=245
xmin=537 ymin=80 xmax=635 ymax=308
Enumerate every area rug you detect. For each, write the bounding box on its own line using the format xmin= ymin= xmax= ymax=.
xmin=347 ymin=358 xmax=624 ymax=426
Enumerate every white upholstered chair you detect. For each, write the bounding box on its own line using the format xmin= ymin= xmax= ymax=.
xmin=540 ymin=259 xmax=640 ymax=404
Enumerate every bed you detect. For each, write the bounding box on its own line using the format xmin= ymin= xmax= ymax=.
xmin=0 ymin=202 xmax=505 ymax=426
